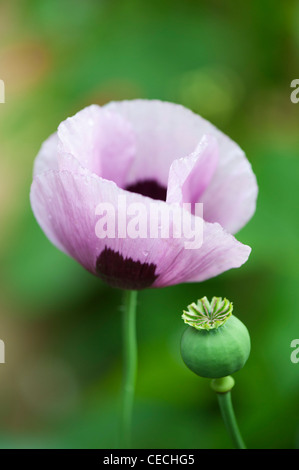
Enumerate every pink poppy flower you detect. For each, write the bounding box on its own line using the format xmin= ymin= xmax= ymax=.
xmin=30 ymin=100 xmax=257 ymax=290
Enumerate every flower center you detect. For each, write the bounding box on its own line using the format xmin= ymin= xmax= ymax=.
xmin=125 ymin=179 xmax=167 ymax=201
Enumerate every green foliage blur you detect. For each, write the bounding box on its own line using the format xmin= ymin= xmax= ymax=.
xmin=0 ymin=0 xmax=298 ymax=449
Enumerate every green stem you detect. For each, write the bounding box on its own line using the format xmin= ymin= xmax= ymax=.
xmin=211 ymin=376 xmax=246 ymax=449
xmin=216 ymin=391 xmax=246 ymax=449
xmin=120 ymin=290 xmax=138 ymax=448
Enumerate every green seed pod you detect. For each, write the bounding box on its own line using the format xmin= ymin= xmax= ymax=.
xmin=180 ymin=297 xmax=250 ymax=378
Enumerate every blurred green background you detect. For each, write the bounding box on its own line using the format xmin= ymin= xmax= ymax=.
xmin=0 ymin=0 xmax=298 ymax=449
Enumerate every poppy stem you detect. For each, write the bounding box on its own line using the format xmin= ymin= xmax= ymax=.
xmin=211 ymin=376 xmax=246 ymax=449
xmin=120 ymin=290 xmax=138 ymax=448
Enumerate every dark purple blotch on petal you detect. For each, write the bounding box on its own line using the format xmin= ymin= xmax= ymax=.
xmin=126 ymin=179 xmax=167 ymax=201
xmin=95 ymin=247 xmax=158 ymax=289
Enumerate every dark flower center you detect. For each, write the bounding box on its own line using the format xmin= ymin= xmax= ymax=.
xmin=125 ymin=179 xmax=167 ymax=201
xmin=96 ymin=247 xmax=158 ymax=290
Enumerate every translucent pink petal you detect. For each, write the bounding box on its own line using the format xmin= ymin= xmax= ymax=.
xmin=30 ymin=168 xmax=121 ymax=272
xmin=104 ymin=99 xmax=257 ymax=233
xmin=33 ymin=133 xmax=59 ymax=177
xmin=153 ymin=221 xmax=251 ymax=287
xmin=200 ymin=142 xmax=258 ymax=233
xmin=104 ymin=99 xmax=204 ymax=187
xmin=30 ymin=165 xmax=250 ymax=289
xmin=166 ymin=134 xmax=219 ymax=206
xmin=57 ymin=105 xmax=136 ymax=187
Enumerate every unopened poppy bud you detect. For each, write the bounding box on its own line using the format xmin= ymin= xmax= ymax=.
xmin=180 ymin=297 xmax=250 ymax=378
